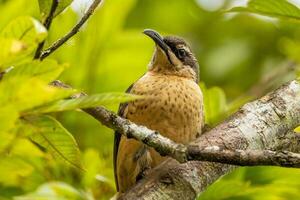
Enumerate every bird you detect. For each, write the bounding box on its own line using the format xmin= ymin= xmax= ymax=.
xmin=113 ymin=29 xmax=204 ymax=193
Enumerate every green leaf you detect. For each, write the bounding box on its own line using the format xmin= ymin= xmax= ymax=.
xmin=3 ymin=59 xmax=66 ymax=83
xmin=200 ymin=83 xmax=227 ymax=125
xmin=0 ymin=77 xmax=74 ymax=112
xmin=0 ymin=16 xmax=47 ymax=68
xmin=229 ymin=0 xmax=300 ymax=21
xmin=24 ymin=115 xmax=82 ymax=170
xmin=31 ymin=93 xmax=140 ymax=114
xmin=1 ymin=16 xmax=47 ymax=43
xmin=38 ymin=0 xmax=73 ymax=20
xmin=0 ymin=59 xmax=69 ymax=112
xmin=0 ymin=38 xmax=28 ymax=70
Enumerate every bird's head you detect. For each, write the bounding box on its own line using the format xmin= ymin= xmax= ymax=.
xmin=144 ymin=29 xmax=199 ymax=83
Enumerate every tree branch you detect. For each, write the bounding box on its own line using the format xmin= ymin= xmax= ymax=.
xmin=51 ymin=80 xmax=300 ymax=169
xmin=187 ymin=147 xmax=300 ymax=167
xmin=34 ymin=0 xmax=58 ymax=59
xmin=52 ymin=80 xmax=300 ymax=199
xmin=39 ymin=0 xmax=102 ymax=60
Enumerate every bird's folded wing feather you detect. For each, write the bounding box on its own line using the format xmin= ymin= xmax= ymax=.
xmin=113 ymin=83 xmax=134 ymax=191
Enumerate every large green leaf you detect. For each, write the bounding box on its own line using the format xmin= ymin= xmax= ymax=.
xmin=24 ymin=115 xmax=82 ymax=170
xmin=0 ymin=38 xmax=28 ymax=70
xmin=200 ymin=83 xmax=228 ymax=125
xmin=0 ymin=59 xmax=70 ymax=111
xmin=0 ymin=16 xmax=47 ymax=68
xmin=38 ymin=0 xmax=73 ymax=20
xmin=0 ymin=77 xmax=73 ymax=112
xmin=1 ymin=16 xmax=47 ymax=43
xmin=30 ymin=93 xmax=139 ymax=114
xmin=3 ymin=59 xmax=66 ymax=83
xmin=229 ymin=0 xmax=300 ymax=21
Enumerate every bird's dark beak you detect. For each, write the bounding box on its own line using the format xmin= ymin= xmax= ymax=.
xmin=143 ymin=29 xmax=169 ymax=55
xmin=143 ymin=29 xmax=173 ymax=65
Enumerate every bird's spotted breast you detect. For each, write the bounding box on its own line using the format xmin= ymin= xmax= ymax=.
xmin=128 ymin=72 xmax=204 ymax=143
xmin=116 ymin=72 xmax=204 ymax=192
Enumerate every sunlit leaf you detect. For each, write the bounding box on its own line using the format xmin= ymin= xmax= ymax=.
xmin=3 ymin=59 xmax=66 ymax=83
xmin=38 ymin=0 xmax=73 ymax=20
xmin=200 ymin=83 xmax=228 ymax=125
xmin=0 ymin=38 xmax=27 ymax=59
xmin=1 ymin=16 xmax=47 ymax=44
xmin=0 ymin=16 xmax=47 ymax=68
xmin=0 ymin=77 xmax=74 ymax=112
xmin=0 ymin=38 xmax=29 ymax=69
xmin=24 ymin=115 xmax=82 ymax=170
xmin=229 ymin=0 xmax=300 ymax=21
xmin=31 ymin=93 xmax=140 ymax=114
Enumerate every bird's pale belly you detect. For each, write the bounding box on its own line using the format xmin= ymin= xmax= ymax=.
xmin=116 ymin=73 xmax=204 ymax=192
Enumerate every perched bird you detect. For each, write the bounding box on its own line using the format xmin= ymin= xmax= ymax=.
xmin=114 ymin=29 xmax=204 ymax=193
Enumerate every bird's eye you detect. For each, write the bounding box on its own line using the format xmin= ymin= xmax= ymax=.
xmin=177 ymin=48 xmax=186 ymax=58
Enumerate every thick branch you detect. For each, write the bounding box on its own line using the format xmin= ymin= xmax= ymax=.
xmin=187 ymin=147 xmax=300 ymax=167
xmin=39 ymin=0 xmax=102 ymax=60
xmin=34 ymin=0 xmax=58 ymax=59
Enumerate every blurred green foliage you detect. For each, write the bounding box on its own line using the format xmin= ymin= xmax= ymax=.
xmin=0 ymin=0 xmax=300 ymax=199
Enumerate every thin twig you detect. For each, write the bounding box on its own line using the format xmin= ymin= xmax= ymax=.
xmin=51 ymin=80 xmax=300 ymax=168
xmin=40 ymin=0 xmax=102 ymax=60
xmin=34 ymin=0 xmax=59 ymax=59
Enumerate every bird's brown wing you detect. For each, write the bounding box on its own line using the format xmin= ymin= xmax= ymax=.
xmin=113 ymin=84 xmax=134 ymax=191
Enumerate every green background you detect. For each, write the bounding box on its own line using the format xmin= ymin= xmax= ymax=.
xmin=0 ymin=0 xmax=300 ymax=199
